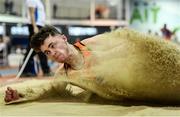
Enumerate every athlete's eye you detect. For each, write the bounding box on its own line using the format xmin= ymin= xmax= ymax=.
xmin=51 ymin=43 xmax=56 ymax=48
xmin=51 ymin=45 xmax=54 ymax=48
xmin=44 ymin=51 xmax=50 ymax=55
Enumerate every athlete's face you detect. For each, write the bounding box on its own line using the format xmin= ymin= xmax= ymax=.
xmin=40 ymin=34 xmax=69 ymax=63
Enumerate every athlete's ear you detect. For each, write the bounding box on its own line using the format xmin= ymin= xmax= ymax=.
xmin=61 ymin=35 xmax=67 ymax=41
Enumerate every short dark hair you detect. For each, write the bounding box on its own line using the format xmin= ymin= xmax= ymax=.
xmin=30 ymin=25 xmax=62 ymax=52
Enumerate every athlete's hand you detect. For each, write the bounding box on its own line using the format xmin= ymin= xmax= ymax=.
xmin=4 ymin=87 xmax=23 ymax=103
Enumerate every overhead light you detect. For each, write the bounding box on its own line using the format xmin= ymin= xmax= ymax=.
xmin=107 ymin=0 xmax=118 ymax=6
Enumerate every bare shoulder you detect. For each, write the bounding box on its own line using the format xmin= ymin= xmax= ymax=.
xmin=81 ymin=34 xmax=104 ymax=45
xmin=54 ymin=63 xmax=66 ymax=78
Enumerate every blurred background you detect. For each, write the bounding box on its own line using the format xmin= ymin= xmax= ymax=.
xmin=0 ymin=0 xmax=179 ymax=78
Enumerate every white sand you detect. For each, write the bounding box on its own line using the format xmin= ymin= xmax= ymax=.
xmin=0 ymin=79 xmax=180 ymax=116
xmin=1 ymin=101 xmax=180 ymax=116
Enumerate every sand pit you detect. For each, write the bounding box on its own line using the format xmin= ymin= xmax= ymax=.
xmin=2 ymin=101 xmax=180 ymax=116
xmin=1 ymin=78 xmax=180 ymax=116
xmin=1 ymin=96 xmax=180 ymax=116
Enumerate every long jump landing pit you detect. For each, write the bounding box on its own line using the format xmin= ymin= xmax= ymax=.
xmin=1 ymin=77 xmax=180 ymax=116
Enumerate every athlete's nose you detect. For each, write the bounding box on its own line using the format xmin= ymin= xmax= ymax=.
xmin=52 ymin=51 xmax=59 ymax=59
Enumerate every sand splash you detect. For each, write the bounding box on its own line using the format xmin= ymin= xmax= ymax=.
xmin=1 ymin=28 xmax=180 ymax=105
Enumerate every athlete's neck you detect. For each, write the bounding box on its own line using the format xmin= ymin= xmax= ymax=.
xmin=65 ymin=44 xmax=84 ymax=70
